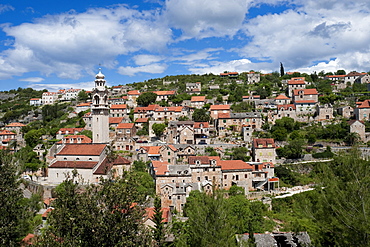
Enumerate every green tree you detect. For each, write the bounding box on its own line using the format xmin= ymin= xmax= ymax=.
xmin=152 ymin=123 xmax=167 ymax=137
xmin=37 ymin=170 xmax=151 ymax=246
xmin=0 ymin=150 xmax=33 ymax=246
xmin=192 ymin=108 xmax=211 ymax=122
xmin=180 ymin=190 xmax=236 ymax=246
xmin=137 ymin=92 xmax=157 ymax=106
xmin=77 ymin=90 xmax=89 ymax=102
xmin=231 ymin=147 xmax=251 ymax=161
xmin=152 ymin=196 xmax=165 ymax=246
xmin=306 ymin=149 xmax=370 ymax=246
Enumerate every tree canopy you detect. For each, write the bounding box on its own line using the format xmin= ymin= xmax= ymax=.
xmin=137 ymin=92 xmax=157 ymax=106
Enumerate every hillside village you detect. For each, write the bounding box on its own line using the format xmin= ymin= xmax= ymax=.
xmin=2 ymin=68 xmax=370 ymax=246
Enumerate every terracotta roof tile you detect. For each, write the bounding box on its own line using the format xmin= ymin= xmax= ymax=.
xmin=110 ymin=104 xmax=127 ymax=109
xmin=220 ymin=160 xmax=254 ymax=171
xmin=253 ymin=138 xmax=276 ymax=148
xmin=57 ymin=144 xmax=106 ymax=156
xmin=210 ymin=105 xmax=230 ymax=110
xmin=6 ymin=122 xmax=26 ymax=127
xmin=109 ymin=117 xmax=124 ymax=124
xmin=188 ymin=156 xmax=221 ymax=165
xmin=293 ymin=88 xmax=318 ymax=95
xmin=191 ymin=96 xmax=206 ymax=102
xmin=153 ymin=90 xmax=176 ymax=96
xmin=194 ymin=122 xmax=209 ymax=128
xmin=135 ymin=118 xmax=149 ymax=123
xmin=49 ymin=161 xmax=98 ymax=169
xmin=117 ymin=123 xmax=135 ymax=129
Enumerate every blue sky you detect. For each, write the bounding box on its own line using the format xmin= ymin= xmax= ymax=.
xmin=1 ymin=0 xmax=370 ymax=91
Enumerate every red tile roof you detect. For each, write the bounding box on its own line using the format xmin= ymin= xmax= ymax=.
xmin=117 ymin=123 xmax=135 ymax=129
xmin=210 ymin=105 xmax=230 ymax=110
xmin=141 ymin=146 xmax=161 ymax=155
xmin=294 ymin=100 xmax=317 ymax=104
xmin=153 ymin=90 xmax=176 ymax=96
xmin=135 ymin=118 xmax=149 ymax=123
xmin=109 ymin=117 xmax=124 ymax=124
xmin=59 ymin=135 xmax=92 ymax=144
xmin=57 ymin=144 xmax=106 ymax=156
xmin=191 ymin=96 xmax=206 ymax=102
xmin=293 ymin=88 xmax=318 ymax=95
xmin=167 ymin=145 xmax=177 ymax=152
xmin=288 ymin=80 xmax=305 ymax=85
xmin=253 ymin=138 xmax=276 ymax=148
xmin=93 ymin=156 xmax=131 ymax=175
xmin=275 ymin=94 xmax=290 ymax=100
xmin=220 ymin=160 xmax=254 ymax=171
xmin=110 ymin=104 xmax=127 ymax=109
xmin=357 ymin=100 xmax=370 ymax=109
xmin=152 ymin=161 xmax=169 ymax=175
xmin=49 ymin=161 xmax=98 ymax=169
xmin=0 ymin=130 xmax=15 ymax=136
xmin=188 ymin=156 xmax=221 ymax=165
xmin=128 ymin=90 xmax=141 ymax=95
xmin=278 ymin=104 xmax=296 ymax=110
xmin=6 ymin=122 xmax=26 ymax=127
xmin=194 ymin=122 xmax=209 ymax=128
xmin=30 ymin=98 xmax=41 ymax=101
xmin=76 ymin=102 xmax=92 ymax=107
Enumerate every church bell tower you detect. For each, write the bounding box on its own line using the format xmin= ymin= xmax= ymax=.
xmin=92 ymin=69 xmax=109 ymax=144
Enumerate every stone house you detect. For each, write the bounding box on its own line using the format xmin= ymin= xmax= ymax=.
xmin=209 ymin=104 xmax=231 ymax=119
xmin=315 ymin=104 xmax=334 ymax=121
xmin=345 ymin=71 xmax=367 ymax=85
xmin=127 ymin=90 xmax=141 ymax=103
xmin=160 ymin=145 xmax=178 ymax=164
xmin=293 ymin=88 xmax=318 ymax=113
xmin=247 ymin=72 xmax=260 ymax=84
xmin=152 ymin=106 xmax=189 ymax=121
xmin=116 ymin=123 xmax=136 ymax=138
xmin=186 ymin=82 xmax=201 ymax=94
xmin=190 ymin=96 xmax=206 ymax=109
xmin=134 ymin=118 xmax=149 ymax=130
xmin=337 ymin=105 xmax=353 ymax=118
xmin=356 ymin=74 xmax=370 ymax=84
xmin=56 ymin=128 xmax=84 ymax=140
xmin=355 ymin=100 xmax=370 ymax=121
xmin=217 ymin=112 xmax=263 ymax=136
xmin=42 ymin=92 xmax=59 ymax=105
xmin=153 ymin=91 xmax=176 ymax=102
xmin=274 ymin=94 xmax=291 ymax=105
xmin=287 ymin=79 xmax=306 ymax=97
xmin=252 ymin=138 xmax=277 ymax=164
xmin=349 ymin=120 xmax=366 ymax=142
xmin=110 ymin=104 xmax=128 ymax=117
xmin=137 ymin=146 xmax=161 ymax=162
xmin=75 ymin=102 xmax=92 ymax=113
xmin=194 ymin=122 xmax=210 ymax=145
xmin=134 ymin=104 xmax=159 ymax=119
xmin=166 ymin=121 xmax=194 ymax=144
xmin=48 ymin=143 xmax=128 ymax=184
xmin=5 ymin=122 xmax=26 ymax=135
xmin=30 ymin=98 xmax=43 ymax=106
xmin=109 ymin=117 xmax=124 ymax=129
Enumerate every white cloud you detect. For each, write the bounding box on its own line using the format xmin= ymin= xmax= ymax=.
xmin=0 ymin=4 xmax=14 ymax=14
xmin=117 ymin=63 xmax=167 ymax=76
xmin=133 ymin=54 xmax=164 ymax=66
xmin=28 ymin=81 xmax=98 ymax=91
xmin=237 ymin=0 xmax=370 ymax=72
xmin=0 ymin=5 xmax=171 ymax=80
xmin=188 ymin=58 xmax=253 ymax=75
xmin=175 ymin=48 xmax=223 ymax=64
xmin=19 ymin=77 xmax=44 ymax=83
xmin=165 ymin=0 xmax=251 ymax=39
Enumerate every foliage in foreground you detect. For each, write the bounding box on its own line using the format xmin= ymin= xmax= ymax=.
xmin=34 ymin=171 xmax=152 ymax=247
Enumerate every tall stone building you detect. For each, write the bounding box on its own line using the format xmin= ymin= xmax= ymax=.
xmin=92 ymin=69 xmax=110 ymax=144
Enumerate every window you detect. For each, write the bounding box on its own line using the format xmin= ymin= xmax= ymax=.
xmin=245 ymin=174 xmax=248 ymax=178
xmin=197 ymin=177 xmax=200 ymax=181
xmin=177 ymin=196 xmax=180 ymax=200
xmin=205 ymin=176 xmax=208 ymax=180
xmin=236 ymin=175 xmax=239 ymax=180
xmin=168 ymin=159 xmax=171 ymax=163
xmin=168 ymin=152 xmax=170 ymax=155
